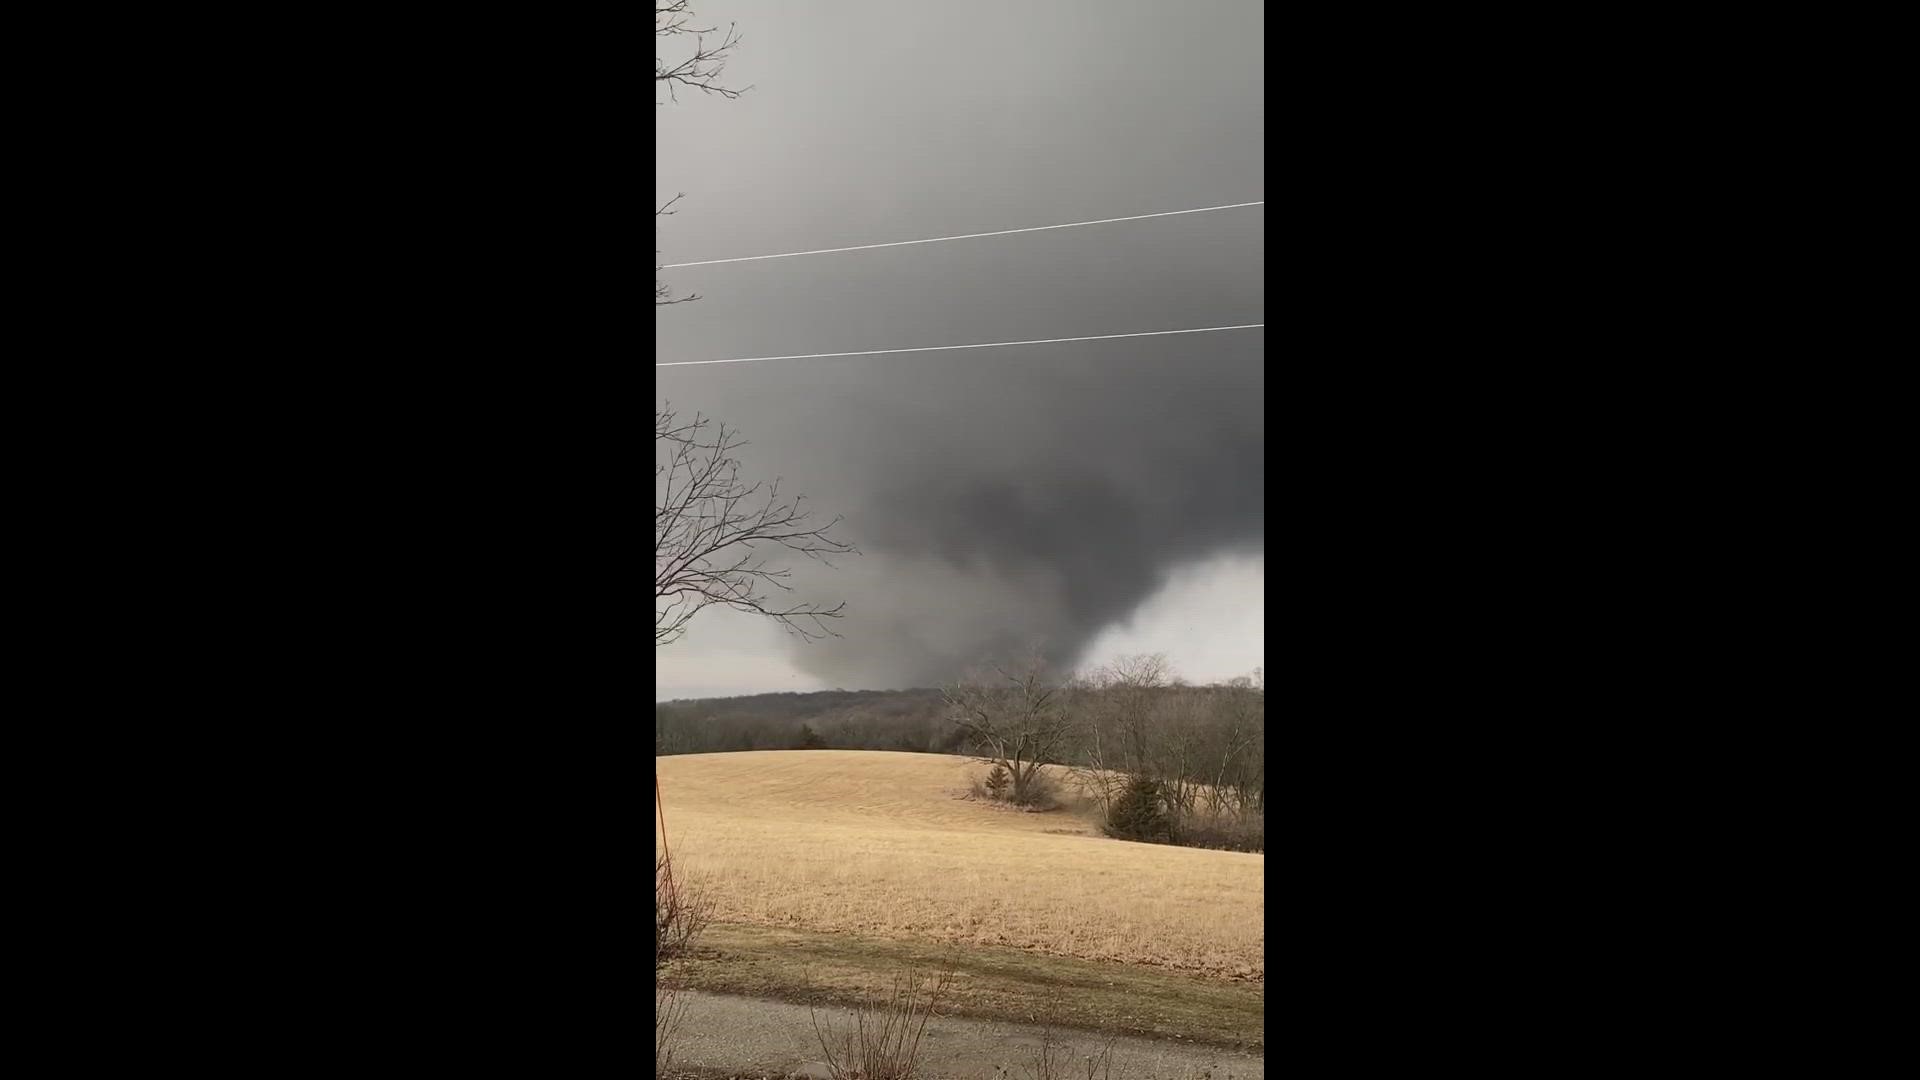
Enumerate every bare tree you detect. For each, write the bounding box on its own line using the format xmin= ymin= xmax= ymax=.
xmin=1067 ymin=677 xmax=1122 ymax=817
xmin=1205 ymin=675 xmax=1263 ymax=814
xmin=1153 ymin=688 xmax=1208 ymax=822
xmin=943 ymin=652 xmax=1079 ymax=807
xmin=1067 ymin=655 xmax=1270 ymax=843
xmin=656 ymin=1 xmax=749 ymax=104
xmin=656 ymin=406 xmax=857 ymax=647
xmin=1099 ymin=653 xmax=1171 ymax=776
xmin=655 ymin=192 xmax=699 ymax=307
xmin=656 ymin=1 xmax=747 ymax=305
xmin=1068 ymin=654 xmax=1169 ymax=816
xmin=1225 ymin=674 xmax=1265 ymax=814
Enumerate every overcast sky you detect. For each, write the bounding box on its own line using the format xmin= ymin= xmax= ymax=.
xmin=657 ymin=0 xmax=1263 ymax=700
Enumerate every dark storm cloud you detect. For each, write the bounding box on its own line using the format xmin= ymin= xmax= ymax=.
xmin=657 ymin=0 xmax=1263 ymax=688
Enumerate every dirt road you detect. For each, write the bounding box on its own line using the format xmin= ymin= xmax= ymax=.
xmin=667 ymin=989 xmax=1263 ymax=1079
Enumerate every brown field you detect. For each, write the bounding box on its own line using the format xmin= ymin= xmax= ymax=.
xmin=656 ymin=750 xmax=1263 ymax=980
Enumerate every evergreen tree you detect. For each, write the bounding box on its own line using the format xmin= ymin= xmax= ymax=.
xmin=985 ymin=763 xmax=1010 ymax=799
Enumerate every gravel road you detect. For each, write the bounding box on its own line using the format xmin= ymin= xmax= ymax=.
xmin=666 ymin=989 xmax=1263 ymax=1080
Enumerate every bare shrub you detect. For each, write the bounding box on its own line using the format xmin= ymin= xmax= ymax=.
xmin=1012 ymin=766 xmax=1061 ymax=810
xmin=1079 ymin=1040 xmax=1121 ymax=1080
xmin=994 ymin=1006 xmax=1122 ymax=1080
xmin=655 ymin=981 xmax=691 ymax=1079
xmin=656 ymin=853 xmax=713 ymax=968
xmin=1168 ymin=808 xmax=1264 ymax=853
xmin=809 ymin=969 xmax=955 ymax=1080
xmin=1024 ymin=1014 xmax=1073 ymax=1080
xmin=968 ymin=764 xmax=1061 ymax=812
xmin=1067 ymin=764 xmax=1126 ymax=821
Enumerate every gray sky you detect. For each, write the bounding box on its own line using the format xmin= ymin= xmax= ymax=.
xmin=657 ymin=0 xmax=1263 ymax=700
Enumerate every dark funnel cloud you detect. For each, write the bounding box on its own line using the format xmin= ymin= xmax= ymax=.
xmin=657 ymin=0 xmax=1263 ymax=690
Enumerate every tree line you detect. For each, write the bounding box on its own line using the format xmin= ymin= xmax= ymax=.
xmin=944 ymin=653 xmax=1264 ymax=851
xmin=655 ymin=654 xmax=1264 ymax=851
xmin=654 ymin=688 xmax=964 ymax=755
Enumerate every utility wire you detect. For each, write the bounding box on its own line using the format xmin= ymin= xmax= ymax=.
xmin=656 ymin=323 xmax=1263 ymax=368
xmin=659 ymin=200 xmax=1264 ymax=268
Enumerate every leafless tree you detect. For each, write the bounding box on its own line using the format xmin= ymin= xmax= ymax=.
xmin=1224 ymin=675 xmax=1265 ymax=815
xmin=655 ymin=1 xmax=749 ymax=104
xmin=1067 ymin=656 xmax=1267 ymax=846
xmin=656 ymin=406 xmax=857 ymax=647
xmin=655 ymin=192 xmax=699 ymax=307
xmin=1098 ymin=653 xmax=1171 ymax=774
xmin=1067 ymin=682 xmax=1122 ymax=817
xmin=944 ymin=652 xmax=1079 ymax=807
xmin=656 ymin=2 xmax=747 ymax=305
xmin=1204 ymin=676 xmax=1263 ymax=814
xmin=1068 ymin=654 xmax=1169 ymax=815
xmin=1153 ymin=688 xmax=1208 ymax=821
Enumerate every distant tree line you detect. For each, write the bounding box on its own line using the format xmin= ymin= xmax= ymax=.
xmin=654 ymin=688 xmax=967 ymax=756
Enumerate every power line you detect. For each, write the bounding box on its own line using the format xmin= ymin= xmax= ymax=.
xmin=659 ymin=200 xmax=1264 ymax=269
xmin=656 ymin=323 xmax=1263 ymax=368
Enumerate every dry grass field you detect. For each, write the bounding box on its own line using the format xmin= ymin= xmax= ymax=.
xmin=656 ymin=750 xmax=1263 ymax=980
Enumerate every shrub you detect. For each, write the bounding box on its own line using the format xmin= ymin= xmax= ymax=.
xmin=1170 ymin=807 xmax=1265 ymax=852
xmin=994 ymin=1001 xmax=1119 ymax=1080
xmin=1102 ymin=776 xmax=1170 ymax=842
xmin=810 ymin=969 xmax=955 ymax=1080
xmin=794 ymin=723 xmax=826 ymax=749
xmin=655 ymin=853 xmax=713 ymax=969
xmin=655 ymin=982 xmax=690 ymax=1078
xmin=655 ymin=857 xmax=709 ymax=1078
xmin=1012 ymin=766 xmax=1061 ymax=811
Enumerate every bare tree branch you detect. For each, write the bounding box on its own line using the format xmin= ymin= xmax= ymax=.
xmin=656 ymin=405 xmax=858 ymax=647
xmin=653 ymin=7 xmax=850 ymax=647
xmin=655 ymin=0 xmax=746 ymax=307
xmin=656 ymin=192 xmax=700 ymax=306
xmin=656 ymin=1 xmax=751 ymax=104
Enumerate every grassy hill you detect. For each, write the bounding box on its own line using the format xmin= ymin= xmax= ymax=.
xmin=657 ymin=750 xmax=1263 ymax=980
